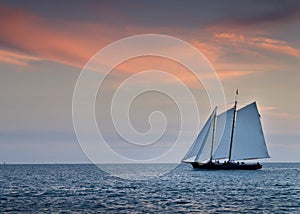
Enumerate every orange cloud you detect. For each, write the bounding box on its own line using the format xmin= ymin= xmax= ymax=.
xmin=214 ymin=33 xmax=245 ymax=43
xmin=253 ymin=38 xmax=300 ymax=58
xmin=1 ymin=5 xmax=299 ymax=84
xmin=0 ymin=49 xmax=41 ymax=66
xmin=110 ymin=56 xmax=203 ymax=89
xmin=0 ymin=6 xmax=120 ymax=68
xmin=192 ymin=41 xmax=222 ymax=63
xmin=109 ymin=55 xmax=257 ymax=91
xmin=214 ymin=32 xmax=300 ymax=59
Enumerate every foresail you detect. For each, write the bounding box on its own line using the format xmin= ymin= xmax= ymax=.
xmin=182 ymin=109 xmax=215 ymax=162
xmin=231 ymin=102 xmax=270 ymax=160
xmin=195 ymin=114 xmax=214 ymax=162
xmin=212 ymin=108 xmax=235 ymax=159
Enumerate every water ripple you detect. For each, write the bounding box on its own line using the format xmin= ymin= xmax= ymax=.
xmin=0 ymin=163 xmax=299 ymax=213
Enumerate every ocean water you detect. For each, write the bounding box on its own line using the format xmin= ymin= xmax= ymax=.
xmin=0 ymin=163 xmax=299 ymax=213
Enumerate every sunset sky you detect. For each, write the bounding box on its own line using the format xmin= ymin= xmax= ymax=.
xmin=0 ymin=0 xmax=299 ymax=163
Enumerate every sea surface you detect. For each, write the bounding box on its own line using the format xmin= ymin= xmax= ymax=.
xmin=0 ymin=163 xmax=299 ymax=213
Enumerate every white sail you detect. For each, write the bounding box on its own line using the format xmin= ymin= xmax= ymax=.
xmin=231 ymin=102 xmax=270 ymax=160
xmin=182 ymin=109 xmax=216 ymax=162
xmin=212 ymin=108 xmax=235 ymax=159
xmin=195 ymin=112 xmax=215 ymax=162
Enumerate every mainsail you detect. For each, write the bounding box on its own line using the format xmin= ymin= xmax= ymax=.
xmin=212 ymin=108 xmax=234 ymax=160
xmin=182 ymin=101 xmax=270 ymax=163
xmin=231 ymin=102 xmax=270 ymax=160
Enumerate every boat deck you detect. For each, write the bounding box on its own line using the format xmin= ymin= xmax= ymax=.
xmin=191 ymin=161 xmax=262 ymax=170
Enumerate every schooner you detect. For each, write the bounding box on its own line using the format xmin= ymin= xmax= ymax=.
xmin=182 ymin=91 xmax=270 ymax=170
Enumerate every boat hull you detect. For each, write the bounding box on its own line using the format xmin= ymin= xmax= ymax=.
xmin=191 ymin=162 xmax=262 ymax=170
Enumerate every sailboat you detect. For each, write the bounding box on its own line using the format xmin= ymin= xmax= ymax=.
xmin=182 ymin=92 xmax=270 ymax=170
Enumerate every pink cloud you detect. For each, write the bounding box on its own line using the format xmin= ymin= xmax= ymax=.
xmin=0 ymin=5 xmax=299 ymax=84
xmin=259 ymin=105 xmax=300 ymax=120
xmin=253 ymin=38 xmax=300 ymax=58
xmin=214 ymin=32 xmax=300 ymax=59
xmin=214 ymin=33 xmax=245 ymax=43
xmin=0 ymin=6 xmax=121 ymax=68
xmin=0 ymin=49 xmax=41 ymax=66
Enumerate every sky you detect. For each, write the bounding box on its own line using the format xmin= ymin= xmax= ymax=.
xmin=0 ymin=0 xmax=299 ymax=163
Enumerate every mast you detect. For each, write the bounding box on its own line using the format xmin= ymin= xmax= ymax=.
xmin=228 ymin=89 xmax=238 ymax=161
xmin=209 ymin=107 xmax=217 ymax=161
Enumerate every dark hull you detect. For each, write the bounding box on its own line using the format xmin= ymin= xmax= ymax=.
xmin=191 ymin=162 xmax=262 ymax=170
